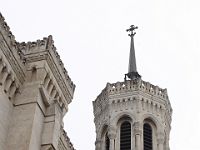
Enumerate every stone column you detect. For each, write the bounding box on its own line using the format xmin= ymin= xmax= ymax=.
xmin=165 ymin=136 xmax=170 ymax=150
xmin=109 ymin=138 xmax=115 ymax=150
xmin=134 ymin=122 xmax=142 ymax=150
xmin=157 ymin=132 xmax=165 ymax=150
xmin=95 ymin=139 xmax=102 ymax=150
xmin=108 ymin=126 xmax=116 ymax=150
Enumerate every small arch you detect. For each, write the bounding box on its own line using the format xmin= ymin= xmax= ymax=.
xmin=113 ymin=112 xmax=135 ymax=127
xmin=117 ymin=115 xmax=132 ymax=125
xmin=142 ymin=114 xmax=161 ymax=130
xmin=120 ymin=121 xmax=131 ymax=150
xmin=105 ymin=132 xmax=110 ymax=150
xmin=30 ymin=66 xmax=37 ymax=81
xmin=100 ymin=124 xmax=109 ymax=139
xmin=143 ymin=123 xmax=153 ymax=150
xmin=115 ymin=115 xmax=133 ymax=150
xmin=142 ymin=116 xmax=160 ymax=150
xmin=100 ymin=124 xmax=110 ymax=150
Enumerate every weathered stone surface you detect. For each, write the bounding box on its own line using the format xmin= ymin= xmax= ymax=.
xmin=0 ymin=12 xmax=75 ymax=150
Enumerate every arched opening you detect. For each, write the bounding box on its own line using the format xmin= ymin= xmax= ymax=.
xmin=120 ymin=121 xmax=131 ymax=150
xmin=143 ymin=123 xmax=152 ymax=150
xmin=100 ymin=125 xmax=110 ymax=150
xmin=105 ymin=132 xmax=110 ymax=150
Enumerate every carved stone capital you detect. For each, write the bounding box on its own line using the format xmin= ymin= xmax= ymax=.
xmin=108 ymin=126 xmax=117 ymax=139
xmin=157 ymin=138 xmax=165 ymax=144
xmin=133 ymin=121 xmax=142 ymax=135
xmin=95 ymin=139 xmax=102 ymax=145
xmin=157 ymin=132 xmax=165 ymax=144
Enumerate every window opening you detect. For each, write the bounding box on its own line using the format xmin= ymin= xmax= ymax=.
xmin=105 ymin=132 xmax=110 ymax=150
xmin=143 ymin=123 xmax=152 ymax=150
xmin=120 ymin=121 xmax=131 ymax=150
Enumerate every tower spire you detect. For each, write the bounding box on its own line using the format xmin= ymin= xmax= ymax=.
xmin=125 ymin=25 xmax=141 ymax=80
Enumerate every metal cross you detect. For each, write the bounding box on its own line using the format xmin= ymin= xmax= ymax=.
xmin=126 ymin=25 xmax=138 ymax=37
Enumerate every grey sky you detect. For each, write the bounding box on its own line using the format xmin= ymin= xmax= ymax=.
xmin=1 ymin=0 xmax=200 ymax=149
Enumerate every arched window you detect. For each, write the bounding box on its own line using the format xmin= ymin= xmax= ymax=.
xmin=143 ymin=123 xmax=152 ymax=150
xmin=120 ymin=121 xmax=131 ymax=150
xmin=105 ymin=132 xmax=110 ymax=150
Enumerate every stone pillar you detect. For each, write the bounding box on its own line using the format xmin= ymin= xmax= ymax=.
xmin=109 ymin=138 xmax=115 ymax=150
xmin=108 ymin=126 xmax=116 ymax=150
xmin=41 ymin=101 xmax=62 ymax=150
xmin=165 ymin=136 xmax=170 ymax=150
xmin=0 ymin=89 xmax=13 ymax=150
xmin=95 ymin=139 xmax=102 ymax=150
xmin=135 ymin=134 xmax=140 ymax=150
xmin=6 ymin=80 xmax=46 ymax=150
xmin=134 ymin=122 xmax=142 ymax=150
xmin=157 ymin=132 xmax=165 ymax=150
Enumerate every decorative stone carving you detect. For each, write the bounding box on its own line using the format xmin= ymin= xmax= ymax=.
xmin=93 ymin=77 xmax=172 ymax=150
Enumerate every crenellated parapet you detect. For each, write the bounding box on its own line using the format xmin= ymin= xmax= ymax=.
xmin=106 ymin=79 xmax=168 ymax=100
xmin=0 ymin=12 xmax=75 ymax=104
xmin=58 ymin=129 xmax=76 ymax=150
xmin=93 ymin=78 xmax=172 ymax=125
xmin=0 ymin=12 xmax=17 ymax=48
xmin=17 ymin=35 xmax=75 ymax=103
xmin=0 ymin=13 xmax=26 ymax=85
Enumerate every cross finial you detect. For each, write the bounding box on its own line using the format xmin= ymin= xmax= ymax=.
xmin=124 ymin=25 xmax=141 ymax=81
xmin=126 ymin=25 xmax=138 ymax=37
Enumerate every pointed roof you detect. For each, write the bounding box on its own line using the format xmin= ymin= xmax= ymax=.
xmin=125 ymin=25 xmax=141 ymax=80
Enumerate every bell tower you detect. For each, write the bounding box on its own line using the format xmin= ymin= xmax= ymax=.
xmin=93 ymin=25 xmax=172 ymax=150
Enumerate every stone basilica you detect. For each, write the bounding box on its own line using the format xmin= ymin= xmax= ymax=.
xmin=0 ymin=13 xmax=172 ymax=150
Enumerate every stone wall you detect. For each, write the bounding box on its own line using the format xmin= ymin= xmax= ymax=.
xmin=0 ymin=12 xmax=75 ymax=150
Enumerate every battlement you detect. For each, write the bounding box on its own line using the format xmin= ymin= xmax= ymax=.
xmin=93 ymin=78 xmax=170 ymax=118
xmin=59 ymin=129 xmax=76 ymax=150
xmin=107 ymin=79 xmax=168 ymax=99
xmin=0 ymin=12 xmax=75 ymax=95
xmin=0 ymin=12 xmax=16 ymax=46
xmin=96 ymin=78 xmax=168 ymax=102
xmin=17 ymin=35 xmax=75 ymax=100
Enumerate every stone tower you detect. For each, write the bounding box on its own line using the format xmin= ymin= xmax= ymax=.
xmin=93 ymin=25 xmax=172 ymax=150
xmin=0 ymin=12 xmax=75 ymax=150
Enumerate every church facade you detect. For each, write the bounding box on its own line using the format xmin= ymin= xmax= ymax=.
xmin=0 ymin=12 xmax=75 ymax=150
xmin=93 ymin=25 xmax=172 ymax=150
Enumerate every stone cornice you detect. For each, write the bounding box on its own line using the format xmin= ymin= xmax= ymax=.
xmin=0 ymin=12 xmax=26 ymax=84
xmin=93 ymin=79 xmax=172 ymax=121
xmin=0 ymin=12 xmax=17 ymax=48
xmin=59 ymin=129 xmax=75 ymax=150
xmin=0 ymin=13 xmax=75 ymax=103
xmin=17 ymin=36 xmax=75 ymax=103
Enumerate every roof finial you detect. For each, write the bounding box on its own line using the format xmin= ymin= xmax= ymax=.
xmin=125 ymin=25 xmax=141 ymax=81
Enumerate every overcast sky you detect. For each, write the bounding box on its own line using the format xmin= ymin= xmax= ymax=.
xmin=1 ymin=0 xmax=200 ymax=149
